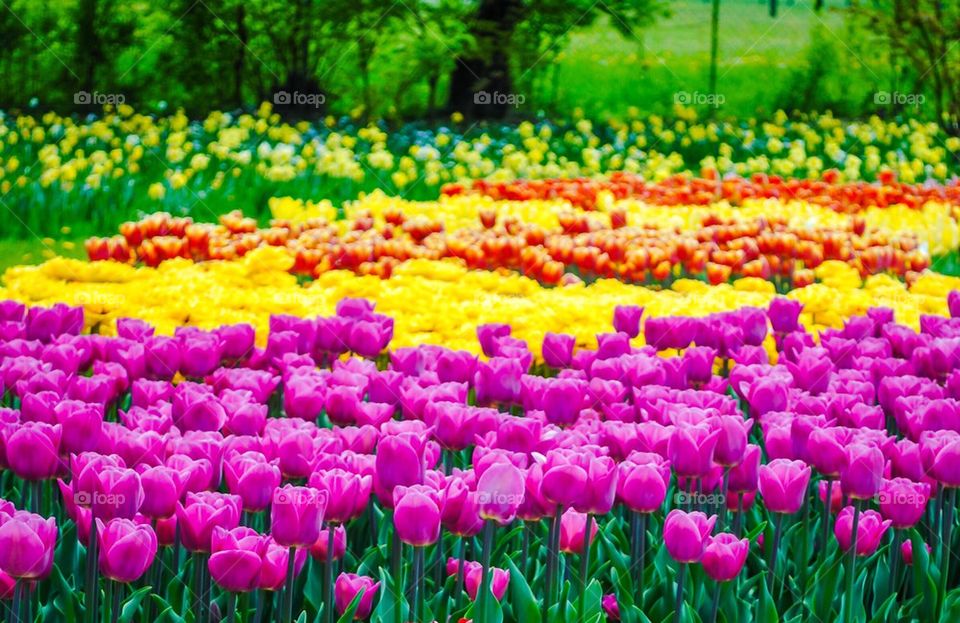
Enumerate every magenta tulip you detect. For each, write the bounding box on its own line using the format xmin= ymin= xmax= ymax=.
xmin=271 ymin=485 xmax=328 ymax=548
xmin=137 ymin=465 xmax=183 ymax=519
xmin=476 ymin=462 xmax=525 ymax=525
xmin=758 ymin=459 xmax=811 ymax=514
xmin=701 ymin=533 xmax=749 ymax=582
xmin=664 ymin=509 xmax=716 ymax=563
xmin=840 ymin=444 xmax=884 ymax=500
xmin=879 ymin=478 xmax=930 ymax=529
xmin=0 ymin=510 xmax=57 ymax=579
xmin=309 ymin=526 xmax=347 ymax=562
xmin=558 ymin=508 xmax=599 ymax=554
xmin=176 ymin=492 xmax=242 ymax=552
xmin=393 ymin=485 xmax=441 ymax=546
xmin=335 ymin=573 xmax=380 ymax=619
xmin=224 ymin=452 xmax=282 ymax=513
xmin=96 ymin=518 xmax=157 ymax=582
xmin=465 ymin=562 xmax=509 ymax=601
xmin=835 ymin=507 xmax=891 ymax=557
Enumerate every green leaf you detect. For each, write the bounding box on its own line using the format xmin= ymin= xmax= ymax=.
xmin=118 ymin=585 xmax=154 ymax=623
xmin=50 ymin=564 xmax=79 ymax=623
xmin=867 ymin=593 xmax=897 ymax=623
xmin=336 ymin=588 xmax=366 ymax=623
xmin=506 ymin=558 xmax=541 ymax=623
xmin=583 ymin=579 xmax=603 ymax=622
xmin=757 ymin=577 xmax=779 ymax=623
xmin=371 ymin=567 xmax=408 ymax=623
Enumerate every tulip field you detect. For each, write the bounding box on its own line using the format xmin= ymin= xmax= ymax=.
xmin=4 ymin=105 xmax=960 ymax=623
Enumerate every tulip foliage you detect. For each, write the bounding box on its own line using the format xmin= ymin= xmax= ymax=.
xmin=1 ymin=293 xmax=960 ymax=623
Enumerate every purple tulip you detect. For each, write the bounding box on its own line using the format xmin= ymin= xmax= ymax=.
xmin=759 ymin=459 xmax=811 ymax=514
xmin=613 ymin=305 xmax=643 ymax=338
xmin=542 ymin=332 xmax=576 ymax=368
xmin=176 ymin=492 xmax=242 ymax=552
xmin=664 ymin=509 xmax=716 ymax=563
xmin=393 ymin=485 xmax=441 ymax=546
xmin=209 ymin=526 xmax=263 ymax=592
xmin=335 ymin=573 xmax=380 ymax=619
xmin=96 ymin=518 xmax=157 ymax=582
xmin=0 ymin=510 xmax=57 ymax=579
xmin=834 ymin=507 xmax=891 ymax=557
xmin=271 ymin=485 xmax=328 ymax=548
xmin=840 ymin=444 xmax=884 ymax=500
xmin=702 ymin=533 xmax=749 ymax=582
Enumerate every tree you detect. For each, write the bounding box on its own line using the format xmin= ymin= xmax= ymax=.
xmin=854 ymin=0 xmax=960 ymax=124
xmin=446 ymin=0 xmax=668 ymax=119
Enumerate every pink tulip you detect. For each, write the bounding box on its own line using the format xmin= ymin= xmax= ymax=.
xmin=663 ymin=509 xmax=716 ymax=563
xmin=540 ymin=461 xmax=587 ymax=509
xmin=840 ymin=444 xmax=884 ymax=500
xmin=0 ymin=510 xmax=57 ymax=579
xmin=440 ymin=477 xmax=483 ymax=537
xmin=901 ymin=539 xmax=932 ymax=566
xmin=879 ymin=478 xmax=930 ymax=528
xmin=335 ymin=573 xmax=380 ymax=619
xmin=309 ymin=469 xmax=372 ymax=524
xmin=5 ymin=422 xmax=62 ymax=481
xmin=259 ymin=536 xmax=308 ymax=591
xmin=758 ymin=459 xmax=811 ymax=514
xmin=224 ymin=452 xmax=282 ymax=513
xmin=96 ymin=518 xmax=157 ymax=583
xmin=701 ymin=533 xmax=749 ymax=582
xmin=374 ymin=435 xmax=426 ymax=508
xmin=834 ymin=507 xmax=891 ymax=557
xmin=271 ymin=485 xmax=328 ymax=548
xmin=209 ymin=526 xmax=263 ymax=593
xmin=309 ymin=526 xmax=347 ymax=562
xmin=558 ymin=508 xmax=599 ymax=554
xmin=393 ymin=485 xmax=441 ymax=546
xmin=602 ymin=593 xmax=621 ymax=621
xmin=668 ymin=424 xmax=720 ymax=478
xmin=476 ymin=461 xmax=525 ymax=525
xmin=137 ymin=465 xmax=183 ymax=519
xmin=464 ymin=561 xmax=509 ymax=601
xmin=176 ymin=492 xmax=242 ymax=552
xmin=617 ymin=457 xmax=669 ymax=513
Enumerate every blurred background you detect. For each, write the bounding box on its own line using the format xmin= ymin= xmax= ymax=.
xmin=0 ymin=0 xmax=953 ymax=121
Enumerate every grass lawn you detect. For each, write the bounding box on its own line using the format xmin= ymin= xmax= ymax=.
xmin=550 ymin=0 xmax=886 ymax=118
xmin=0 ymin=237 xmax=86 ymax=276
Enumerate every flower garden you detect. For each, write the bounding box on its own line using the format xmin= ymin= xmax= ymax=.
xmin=2 ymin=105 xmax=960 ymax=623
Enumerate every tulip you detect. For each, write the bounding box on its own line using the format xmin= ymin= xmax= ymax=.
xmin=440 ymin=478 xmax=483 ymax=537
xmin=309 ymin=525 xmax=347 ymax=562
xmin=224 ymin=452 xmax=282 ymax=513
xmin=309 ymin=469 xmax=372 ymax=524
xmin=393 ymin=486 xmax=441 ymax=546
xmin=258 ymin=537 xmax=307 ymax=591
xmin=541 ymin=379 xmax=586 ymax=426
xmin=613 ymin=305 xmax=643 ymax=338
xmin=664 ymin=509 xmax=715 ymax=563
xmin=702 ymin=533 xmax=749 ymax=582
xmin=835 ymin=507 xmax=891 ymax=557
xmin=602 ymin=593 xmax=620 ymax=621
xmin=459 ymin=460 xmax=515 ymax=527
xmin=758 ymin=459 xmax=810 ymax=514
xmin=901 ymin=540 xmax=932 ymax=566
xmin=176 ymin=492 xmax=242 ymax=552
xmin=558 ymin=508 xmax=598 ymax=554
xmin=668 ymin=424 xmax=720 ymax=478
xmin=617 ymin=459 xmax=669 ymax=513
xmin=768 ymin=298 xmax=802 ymax=333
xmin=208 ymin=526 xmax=262 ymax=593
xmin=542 ymin=332 xmax=575 ymax=368
xmin=374 ymin=435 xmax=426 ymax=507
xmin=0 ymin=511 xmax=57 ymax=579
xmin=96 ymin=518 xmax=157 ymax=583
xmin=541 ymin=461 xmax=588 ymax=509
xmin=335 ymin=573 xmax=380 ymax=620
xmin=840 ymin=444 xmax=884 ymax=500
xmin=5 ymin=422 xmax=62 ymax=481
xmin=137 ymin=465 xmax=183 ymax=519
xmin=464 ymin=562 xmax=509 ymax=601
xmin=879 ymin=478 xmax=929 ymax=528
xmin=271 ymin=485 xmax=328 ymax=548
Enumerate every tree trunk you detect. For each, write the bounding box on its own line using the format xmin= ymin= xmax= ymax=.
xmin=709 ymin=0 xmax=721 ymax=107
xmin=234 ymin=4 xmax=246 ymax=109
xmin=446 ymin=0 xmax=524 ymax=119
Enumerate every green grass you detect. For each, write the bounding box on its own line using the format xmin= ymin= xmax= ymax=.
xmin=0 ymin=238 xmax=86 ymax=276
xmin=550 ymin=0 xmax=885 ymax=118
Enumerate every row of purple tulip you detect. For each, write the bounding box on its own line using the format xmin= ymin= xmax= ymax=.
xmin=0 ymin=296 xmax=958 ymax=623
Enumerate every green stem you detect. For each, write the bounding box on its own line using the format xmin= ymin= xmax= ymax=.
xmin=226 ymin=592 xmax=237 ymax=623
xmin=940 ymin=488 xmax=955 ymax=617
xmin=674 ymin=563 xmax=686 ymax=623
xmin=478 ymin=521 xmax=495 ymax=623
xmin=579 ymin=514 xmax=592 ymax=623
xmin=325 ymin=527 xmax=335 ymax=623
xmin=843 ymin=501 xmax=862 ymax=623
